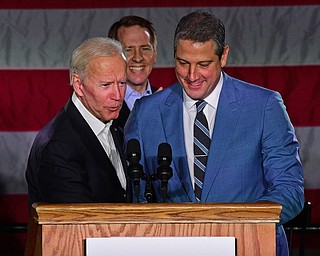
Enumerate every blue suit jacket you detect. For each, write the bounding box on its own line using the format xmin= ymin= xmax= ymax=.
xmin=124 ymin=72 xmax=304 ymax=255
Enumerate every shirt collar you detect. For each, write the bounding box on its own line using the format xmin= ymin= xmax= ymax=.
xmin=183 ymin=71 xmax=224 ymax=110
xmin=124 ymin=80 xmax=152 ymax=101
xmin=72 ymin=92 xmax=112 ymax=136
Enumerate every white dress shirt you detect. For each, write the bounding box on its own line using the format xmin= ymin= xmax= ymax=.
xmin=124 ymin=81 xmax=152 ymax=111
xmin=183 ymin=72 xmax=224 ymax=188
xmin=72 ymin=92 xmax=126 ymax=189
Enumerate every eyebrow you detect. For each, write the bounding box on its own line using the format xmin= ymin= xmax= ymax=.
xmin=176 ymin=57 xmax=214 ymax=64
xmin=126 ymin=44 xmax=152 ymax=48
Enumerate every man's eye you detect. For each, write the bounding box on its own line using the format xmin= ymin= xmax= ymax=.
xmin=199 ymin=62 xmax=211 ymax=68
xmin=179 ymin=61 xmax=187 ymax=66
xmin=119 ymin=81 xmax=126 ymax=87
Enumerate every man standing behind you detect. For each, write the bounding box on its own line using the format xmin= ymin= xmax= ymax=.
xmin=26 ymin=37 xmax=131 ymax=209
xmin=124 ymin=11 xmax=304 ymax=256
xmin=108 ymin=15 xmax=161 ymax=129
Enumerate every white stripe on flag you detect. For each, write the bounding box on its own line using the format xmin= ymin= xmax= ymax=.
xmin=0 ymin=6 xmax=319 ymax=69
xmin=0 ymin=132 xmax=36 ymax=193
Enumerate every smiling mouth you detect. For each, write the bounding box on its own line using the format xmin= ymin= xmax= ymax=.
xmin=129 ymin=66 xmax=144 ymax=71
xmin=188 ymin=80 xmax=203 ymax=88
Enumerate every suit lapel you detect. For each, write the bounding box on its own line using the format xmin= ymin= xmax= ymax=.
xmin=65 ymin=99 xmax=115 ymax=172
xmin=117 ymin=101 xmax=130 ymax=129
xmin=110 ymin=124 xmax=127 ymax=175
xmin=161 ymin=84 xmax=195 ymax=202
xmin=110 ymin=124 xmax=132 ymax=200
xmin=202 ymin=74 xmax=244 ymax=201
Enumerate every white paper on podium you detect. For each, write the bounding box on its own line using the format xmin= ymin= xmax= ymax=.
xmin=86 ymin=236 xmax=236 ymax=256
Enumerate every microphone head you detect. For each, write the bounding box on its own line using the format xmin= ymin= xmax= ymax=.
xmin=157 ymin=142 xmax=172 ymax=164
xmin=127 ymin=139 xmax=141 ymax=163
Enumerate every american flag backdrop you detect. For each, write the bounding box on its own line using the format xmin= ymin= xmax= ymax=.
xmin=0 ymin=0 xmax=319 ymax=244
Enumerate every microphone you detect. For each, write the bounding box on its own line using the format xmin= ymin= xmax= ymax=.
xmin=157 ymin=142 xmax=173 ymax=202
xmin=127 ymin=139 xmax=143 ymax=201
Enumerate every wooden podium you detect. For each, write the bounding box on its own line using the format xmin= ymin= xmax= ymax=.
xmin=25 ymin=202 xmax=281 ymax=256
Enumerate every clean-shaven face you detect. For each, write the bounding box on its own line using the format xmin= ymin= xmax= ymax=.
xmin=73 ymin=55 xmax=127 ymax=122
xmin=117 ymin=25 xmax=157 ymax=89
xmin=175 ymin=39 xmax=228 ymax=100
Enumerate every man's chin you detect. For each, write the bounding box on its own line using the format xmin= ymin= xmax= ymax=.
xmin=101 ymin=112 xmax=120 ymax=123
xmin=127 ymin=77 xmax=149 ymax=87
xmin=112 ymin=111 xmax=122 ymax=119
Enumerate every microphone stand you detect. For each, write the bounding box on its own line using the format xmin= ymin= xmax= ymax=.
xmin=143 ymin=174 xmax=156 ymax=203
xmin=128 ymin=162 xmax=143 ymax=203
xmin=133 ymin=167 xmax=173 ymax=203
xmin=157 ymin=165 xmax=173 ymax=203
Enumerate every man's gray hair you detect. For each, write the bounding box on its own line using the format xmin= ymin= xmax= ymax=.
xmin=69 ymin=37 xmax=126 ymax=86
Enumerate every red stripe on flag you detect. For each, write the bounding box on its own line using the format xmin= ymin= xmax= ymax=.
xmin=150 ymin=65 xmax=320 ymax=127
xmin=0 ymin=195 xmax=28 ymax=254
xmin=0 ymin=195 xmax=28 ymax=224
xmin=1 ymin=70 xmax=73 ymax=132
xmin=0 ymin=0 xmax=319 ymax=9
xmin=1 ymin=65 xmax=319 ymax=131
xmin=224 ymin=66 xmax=320 ymax=127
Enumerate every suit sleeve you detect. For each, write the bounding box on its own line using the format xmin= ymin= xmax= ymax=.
xmin=37 ymin=139 xmax=95 ymax=203
xmin=259 ymin=91 xmax=304 ymax=224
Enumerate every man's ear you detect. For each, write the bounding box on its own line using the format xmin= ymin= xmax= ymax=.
xmin=72 ymin=73 xmax=84 ymax=97
xmin=220 ymin=45 xmax=229 ymax=68
xmin=153 ymin=48 xmax=158 ymax=64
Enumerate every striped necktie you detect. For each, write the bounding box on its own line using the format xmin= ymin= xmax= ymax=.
xmin=194 ymin=100 xmax=211 ymax=202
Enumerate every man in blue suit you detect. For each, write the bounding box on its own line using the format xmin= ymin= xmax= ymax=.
xmin=124 ymin=11 xmax=304 ymax=256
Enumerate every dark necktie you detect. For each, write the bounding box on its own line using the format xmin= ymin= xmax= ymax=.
xmin=194 ymin=100 xmax=211 ymax=202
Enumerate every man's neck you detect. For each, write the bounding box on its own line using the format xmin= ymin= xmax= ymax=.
xmin=127 ymin=82 xmax=148 ymax=94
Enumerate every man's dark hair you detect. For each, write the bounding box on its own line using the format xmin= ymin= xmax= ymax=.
xmin=174 ymin=10 xmax=225 ymax=59
xmin=108 ymin=15 xmax=157 ymax=49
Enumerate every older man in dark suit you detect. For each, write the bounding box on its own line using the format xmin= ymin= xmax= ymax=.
xmin=26 ymin=37 xmax=131 ymax=209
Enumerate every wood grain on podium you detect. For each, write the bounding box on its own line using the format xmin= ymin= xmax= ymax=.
xmin=25 ymin=202 xmax=281 ymax=256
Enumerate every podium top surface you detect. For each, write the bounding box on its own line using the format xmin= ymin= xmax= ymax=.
xmin=31 ymin=202 xmax=281 ymax=225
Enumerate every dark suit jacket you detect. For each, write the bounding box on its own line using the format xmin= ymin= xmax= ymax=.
xmin=116 ymin=85 xmax=158 ymax=129
xmin=26 ymin=98 xmax=131 ymax=209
